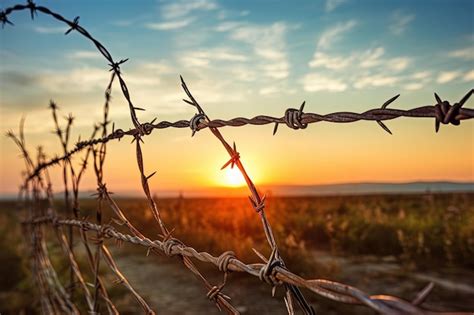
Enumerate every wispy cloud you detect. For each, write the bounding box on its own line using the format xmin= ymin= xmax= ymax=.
xmin=387 ymin=57 xmax=411 ymax=72
xmin=37 ymin=67 xmax=110 ymax=93
xmin=309 ymin=46 xmax=411 ymax=72
xmin=226 ymin=22 xmax=290 ymax=79
xmin=359 ymin=47 xmax=385 ymax=68
xmin=161 ymin=0 xmax=218 ymax=20
xmin=148 ymin=0 xmax=217 ymax=32
xmin=411 ymin=71 xmax=432 ymax=80
xmin=436 ymin=71 xmax=461 ymax=83
xmin=463 ymin=70 xmax=474 ymax=82
xmin=68 ymin=50 xmax=102 ymax=60
xmin=447 ymin=47 xmax=474 ymax=60
xmin=215 ymin=21 xmax=243 ymax=32
xmin=353 ymin=74 xmax=399 ymax=89
xmin=306 ymin=45 xmax=417 ymax=92
xmin=309 ymin=52 xmax=354 ymax=70
xmin=389 ymin=10 xmax=415 ymax=35
xmin=302 ymin=73 xmax=347 ymax=92
xmin=325 ymin=0 xmax=347 ymax=12
xmin=146 ymin=18 xmax=194 ymax=30
xmin=403 ymin=82 xmax=424 ymax=91
xmin=259 ymin=86 xmax=279 ymax=95
xmin=180 ymin=48 xmax=248 ymax=68
xmin=33 ymin=26 xmax=67 ymax=34
xmin=317 ymin=20 xmax=357 ymax=50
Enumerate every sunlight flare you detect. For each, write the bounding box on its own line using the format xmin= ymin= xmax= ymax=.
xmin=222 ymin=167 xmax=246 ymax=187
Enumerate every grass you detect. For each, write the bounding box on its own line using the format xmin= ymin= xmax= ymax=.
xmin=1 ymin=192 xmax=473 ymax=313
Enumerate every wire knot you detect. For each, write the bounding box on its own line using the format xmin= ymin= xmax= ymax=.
xmin=108 ymin=58 xmax=129 ymax=74
xmin=94 ymin=183 xmax=108 ymax=200
xmin=0 ymin=11 xmax=14 ymax=27
xmin=189 ymin=113 xmax=206 ymax=137
xmin=142 ymin=123 xmax=154 ymax=135
xmin=273 ymin=101 xmax=307 ymax=135
xmin=249 ymin=195 xmax=266 ymax=213
xmin=217 ymin=251 xmax=235 ymax=273
xmin=50 ymin=215 xmax=59 ymax=227
xmin=206 ymin=285 xmax=222 ymax=301
xmin=80 ymin=220 xmax=90 ymax=232
xmin=99 ymin=224 xmax=114 ymax=239
xmin=163 ymin=237 xmax=183 ymax=257
xmin=434 ymin=93 xmax=463 ymax=132
xmin=221 ymin=142 xmax=240 ymax=170
xmin=26 ymin=0 xmax=37 ymax=20
xmin=259 ymin=247 xmax=283 ymax=288
xmin=65 ymin=16 xmax=80 ymax=35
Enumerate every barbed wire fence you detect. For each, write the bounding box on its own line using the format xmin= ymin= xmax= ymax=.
xmin=2 ymin=2 xmax=474 ymax=314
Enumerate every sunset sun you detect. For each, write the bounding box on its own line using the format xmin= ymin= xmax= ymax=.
xmin=222 ymin=167 xmax=246 ymax=187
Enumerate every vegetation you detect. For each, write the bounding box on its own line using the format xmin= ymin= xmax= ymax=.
xmin=1 ymin=192 xmax=473 ymax=313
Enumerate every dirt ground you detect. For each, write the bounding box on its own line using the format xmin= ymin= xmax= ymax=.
xmin=111 ymin=249 xmax=474 ymax=314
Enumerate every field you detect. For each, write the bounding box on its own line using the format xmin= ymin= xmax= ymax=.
xmin=1 ymin=192 xmax=473 ymax=314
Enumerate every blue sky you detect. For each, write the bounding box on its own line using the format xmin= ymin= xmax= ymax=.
xmin=0 ymin=0 xmax=473 ymax=194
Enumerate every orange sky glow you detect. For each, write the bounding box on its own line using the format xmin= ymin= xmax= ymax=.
xmin=0 ymin=1 xmax=473 ymax=197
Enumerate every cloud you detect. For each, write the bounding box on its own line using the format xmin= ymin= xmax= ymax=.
xmin=325 ymin=0 xmax=347 ymax=12
xmin=389 ymin=11 xmax=415 ymax=35
xmin=138 ymin=61 xmax=174 ymax=74
xmin=37 ymin=67 xmax=110 ymax=93
xmin=146 ymin=18 xmax=194 ymax=30
xmin=411 ymin=71 xmax=432 ymax=80
xmin=259 ymin=86 xmax=279 ymax=95
xmin=0 ymin=70 xmax=37 ymax=88
xmin=436 ymin=71 xmax=461 ymax=83
xmin=148 ymin=0 xmax=217 ymax=32
xmin=403 ymin=82 xmax=424 ymax=91
xmin=33 ymin=26 xmax=67 ymax=34
xmin=447 ymin=47 xmax=474 ymax=60
xmin=227 ymin=22 xmax=290 ymax=79
xmin=305 ymin=45 xmax=418 ymax=92
xmin=309 ymin=52 xmax=354 ymax=70
xmin=359 ymin=47 xmax=385 ymax=68
xmin=161 ymin=0 xmax=218 ymax=20
xmin=68 ymin=50 xmax=102 ymax=60
xmin=353 ymin=74 xmax=399 ymax=89
xmin=180 ymin=48 xmax=248 ymax=68
xmin=317 ymin=20 xmax=357 ymax=50
xmin=309 ymin=47 xmax=411 ymax=74
xmin=387 ymin=57 xmax=411 ymax=72
xmin=302 ymin=73 xmax=347 ymax=92
xmin=463 ymin=70 xmax=474 ymax=82
xmin=215 ymin=21 xmax=243 ymax=32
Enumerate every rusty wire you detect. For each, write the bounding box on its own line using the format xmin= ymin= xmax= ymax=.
xmin=20 ymin=88 xmax=472 ymax=182
xmin=3 ymin=2 xmax=474 ymax=315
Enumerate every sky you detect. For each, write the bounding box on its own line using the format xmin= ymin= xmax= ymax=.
xmin=0 ymin=0 xmax=473 ymax=196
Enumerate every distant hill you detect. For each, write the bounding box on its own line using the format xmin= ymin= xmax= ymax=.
xmin=259 ymin=181 xmax=474 ymax=197
xmin=1 ymin=181 xmax=472 ymax=200
xmin=165 ymin=181 xmax=474 ymax=197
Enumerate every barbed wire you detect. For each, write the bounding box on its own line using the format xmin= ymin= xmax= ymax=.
xmin=21 ymin=89 xmax=473 ymax=183
xmin=3 ymin=2 xmax=473 ymax=315
xmin=71 ymin=89 xmax=474 ymax=147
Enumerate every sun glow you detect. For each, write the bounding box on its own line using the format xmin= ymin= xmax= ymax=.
xmin=222 ymin=167 xmax=246 ymax=187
